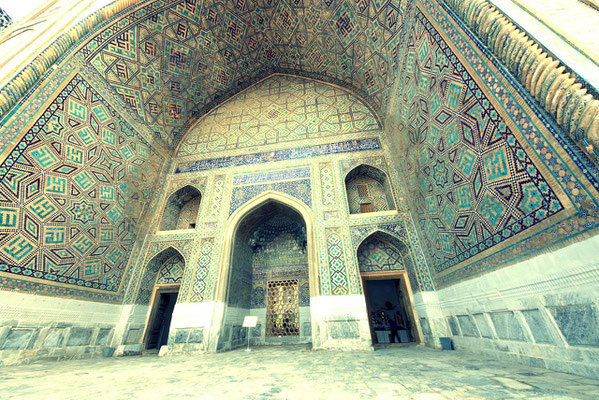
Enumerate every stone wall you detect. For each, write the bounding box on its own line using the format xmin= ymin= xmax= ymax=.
xmin=415 ymin=234 xmax=599 ymax=380
xmin=0 ymin=290 xmax=122 ymax=365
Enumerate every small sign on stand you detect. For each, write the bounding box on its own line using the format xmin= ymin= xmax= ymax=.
xmin=242 ymin=316 xmax=258 ymax=352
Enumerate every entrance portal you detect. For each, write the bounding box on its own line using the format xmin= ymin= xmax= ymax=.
xmin=363 ymin=277 xmax=416 ymax=344
xmin=145 ymin=288 xmax=179 ymax=349
xmin=221 ymin=200 xmax=311 ymax=349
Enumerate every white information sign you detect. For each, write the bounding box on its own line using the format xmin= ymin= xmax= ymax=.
xmin=242 ymin=316 xmax=258 ymax=328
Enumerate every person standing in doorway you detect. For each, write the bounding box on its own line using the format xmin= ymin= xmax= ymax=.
xmin=389 ymin=317 xmax=401 ymax=343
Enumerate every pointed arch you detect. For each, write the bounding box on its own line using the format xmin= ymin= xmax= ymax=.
xmin=356 ymin=231 xmax=413 ymax=274
xmin=136 ymin=246 xmax=186 ymax=305
xmin=159 ymin=185 xmax=202 ymax=231
xmin=214 ymin=190 xmax=319 ymax=303
xmin=344 ymin=164 xmax=396 ymax=214
xmin=208 ymin=191 xmax=320 ymax=351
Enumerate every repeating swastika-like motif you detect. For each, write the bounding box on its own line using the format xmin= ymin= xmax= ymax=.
xmin=0 ymin=74 xmax=164 ymax=293
xmin=396 ymin=10 xmax=564 ymax=274
xmin=79 ymin=0 xmax=406 ymax=147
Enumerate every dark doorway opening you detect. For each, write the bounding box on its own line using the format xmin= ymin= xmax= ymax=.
xmin=363 ymin=277 xmax=418 ymax=345
xmin=145 ymin=288 xmax=179 ymax=350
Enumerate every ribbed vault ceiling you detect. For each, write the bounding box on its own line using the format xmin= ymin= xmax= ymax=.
xmin=80 ymin=0 xmax=407 ymax=147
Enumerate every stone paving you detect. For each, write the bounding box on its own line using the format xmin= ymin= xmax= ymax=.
xmin=1 ymin=345 xmax=598 ymax=399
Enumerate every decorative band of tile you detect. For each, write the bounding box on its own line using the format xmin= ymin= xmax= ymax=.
xmin=175 ymin=138 xmax=381 ymax=173
xmin=443 ymin=0 xmax=599 ymax=162
xmin=0 ymin=0 xmax=139 ymax=118
xmin=233 ymin=168 xmax=311 ymax=185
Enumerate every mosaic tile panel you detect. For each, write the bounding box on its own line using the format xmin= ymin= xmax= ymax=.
xmin=136 ymin=248 xmax=185 ymax=304
xmin=346 ymin=177 xmax=390 ymax=213
xmin=175 ymin=138 xmax=382 ymax=173
xmin=326 ymin=229 xmax=350 ymax=295
xmin=0 ymin=74 xmax=163 ymax=295
xmin=230 ymin=180 xmax=312 ymax=216
xmin=75 ymin=0 xmax=407 ymax=146
xmin=395 ymin=7 xmax=565 ymax=275
xmin=156 ymin=254 xmax=185 ymax=284
xmin=357 ymin=236 xmax=405 ymax=272
xmin=189 ymin=238 xmax=214 ymax=302
xmin=319 ymin=163 xmax=337 ymax=209
xmin=179 ymin=76 xmax=380 ymax=155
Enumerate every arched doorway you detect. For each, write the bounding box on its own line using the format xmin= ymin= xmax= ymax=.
xmin=357 ymin=232 xmax=420 ymax=345
xmin=139 ymin=247 xmax=186 ymax=350
xmin=212 ymin=192 xmax=318 ymax=351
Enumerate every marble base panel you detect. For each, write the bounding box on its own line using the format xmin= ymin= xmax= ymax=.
xmin=0 ymin=290 xmax=123 ymax=365
xmin=414 ymin=234 xmax=599 ymax=379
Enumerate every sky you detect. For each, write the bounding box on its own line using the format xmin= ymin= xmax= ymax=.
xmin=0 ymin=1 xmax=46 ymax=22
xmin=0 ymin=1 xmax=114 ymax=23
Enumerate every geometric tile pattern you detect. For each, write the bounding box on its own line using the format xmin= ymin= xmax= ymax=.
xmin=189 ymin=238 xmax=214 ymax=302
xmin=136 ymin=248 xmax=185 ymax=304
xmin=176 ymin=137 xmax=382 ymax=173
xmin=230 ymin=174 xmax=311 ymax=216
xmin=397 ymin=10 xmax=564 ymax=274
xmin=326 ymin=230 xmax=350 ymax=295
xmin=346 ymin=176 xmax=389 ymax=213
xmin=178 ymin=76 xmax=380 ymax=155
xmin=0 ymin=8 xmax=11 ymax=30
xmin=79 ymin=0 xmax=407 ymax=147
xmin=0 ymin=74 xmax=163 ymax=294
xmin=156 ymin=254 xmax=185 ymax=284
xmin=357 ymin=236 xmax=405 ymax=272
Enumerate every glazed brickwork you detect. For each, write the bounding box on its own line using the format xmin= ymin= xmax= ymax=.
xmin=385 ymin=0 xmax=599 ymax=287
xmin=249 ymin=215 xmax=309 ymax=308
xmin=357 ymin=235 xmax=406 ymax=272
xmin=0 ymin=0 xmax=597 ymax=362
xmin=0 ymin=74 xmax=164 ymax=299
xmin=74 ymin=0 xmax=406 ymax=146
xmin=346 ymin=177 xmax=389 ymax=214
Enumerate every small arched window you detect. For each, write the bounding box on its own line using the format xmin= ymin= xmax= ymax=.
xmin=345 ymin=165 xmax=395 ymax=214
xmin=159 ymin=185 xmax=201 ymax=231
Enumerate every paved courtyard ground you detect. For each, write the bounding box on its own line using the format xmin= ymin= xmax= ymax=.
xmin=1 ymin=344 xmax=598 ymax=399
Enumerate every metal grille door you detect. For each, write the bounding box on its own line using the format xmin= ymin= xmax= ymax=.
xmin=266 ymin=279 xmax=300 ymax=336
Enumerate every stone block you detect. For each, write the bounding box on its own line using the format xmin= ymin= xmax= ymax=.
xmin=550 ymin=304 xmax=599 ymax=346
xmin=489 ymin=311 xmax=528 ymax=342
xmin=0 ymin=327 xmax=10 ymax=347
xmin=419 ymin=318 xmax=431 ymax=336
xmin=42 ymin=329 xmax=65 ymax=348
xmin=447 ymin=316 xmax=460 ymax=336
xmin=175 ymin=329 xmax=190 ymax=344
xmin=102 ymin=347 xmax=115 ymax=357
xmin=66 ymin=328 xmax=93 ymax=346
xmin=473 ymin=314 xmax=494 ymax=339
xmin=457 ymin=315 xmax=479 ymax=337
xmin=114 ymin=344 xmax=142 ymax=357
xmin=96 ymin=328 xmax=112 ymax=346
xmin=188 ymin=329 xmax=203 ymax=343
xmin=327 ymin=320 xmax=359 ymax=339
xmin=124 ymin=328 xmax=142 ymax=345
xmin=251 ymin=324 xmax=262 ymax=337
xmin=521 ymin=309 xmax=555 ymax=344
xmin=2 ymin=329 xmax=34 ymax=350
xmin=301 ymin=322 xmax=311 ymax=337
